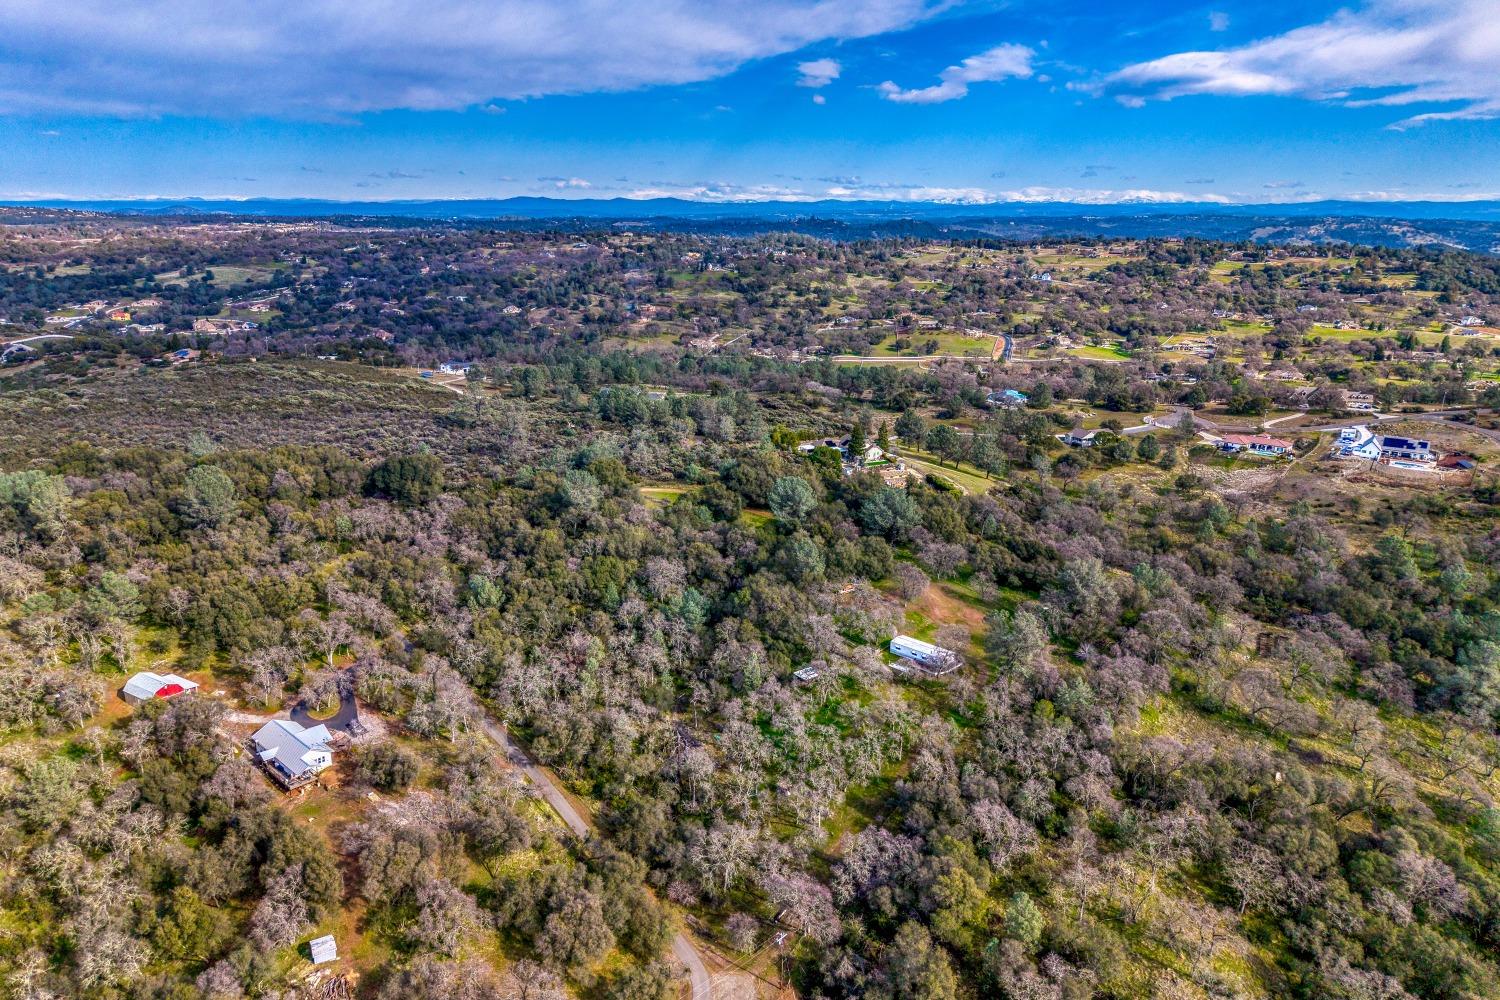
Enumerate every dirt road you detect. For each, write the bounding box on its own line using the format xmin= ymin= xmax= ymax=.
xmin=479 ymin=718 xmax=714 ymax=1000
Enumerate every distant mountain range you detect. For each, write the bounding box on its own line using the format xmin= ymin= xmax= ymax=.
xmin=5 ymin=196 xmax=1500 ymax=253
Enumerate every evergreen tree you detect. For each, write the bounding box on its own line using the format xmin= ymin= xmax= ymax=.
xmin=895 ymin=409 xmax=927 ymax=447
xmin=849 ymin=421 xmax=867 ymax=464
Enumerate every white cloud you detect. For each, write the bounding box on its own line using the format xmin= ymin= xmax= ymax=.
xmin=1337 ymin=188 xmax=1500 ymax=201
xmin=624 ymin=181 xmax=813 ymax=202
xmin=984 ymin=186 xmax=1230 ymax=204
xmin=1208 ymin=11 xmax=1230 ymax=32
xmin=796 ymin=58 xmax=841 ymax=88
xmin=1102 ymin=0 xmax=1500 ymax=126
xmin=878 ymin=43 xmax=1033 ymax=104
xmin=619 ymin=179 xmax=1229 ymax=205
xmin=0 ymin=1 xmax=939 ymax=117
xmin=812 ymin=94 xmax=827 ymax=105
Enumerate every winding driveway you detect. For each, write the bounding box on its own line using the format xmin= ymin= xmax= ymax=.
xmin=479 ymin=718 xmax=713 ymax=1000
xmin=1117 ymin=406 xmax=1500 ymax=446
xmin=0 ymin=333 xmax=74 ymax=347
xmin=289 ymin=678 xmax=361 ymax=733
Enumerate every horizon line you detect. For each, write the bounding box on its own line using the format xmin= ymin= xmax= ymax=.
xmin=5 ymin=193 xmax=1500 ymax=209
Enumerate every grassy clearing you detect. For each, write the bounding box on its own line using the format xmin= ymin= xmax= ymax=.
xmin=898 ymin=448 xmax=996 ymax=495
xmin=738 ymin=508 xmax=772 ymax=528
xmin=869 ymin=332 xmax=994 ymax=357
xmin=155 ymin=264 xmax=280 ymax=288
xmin=822 ymin=767 xmax=900 ymax=851
xmin=1068 ymin=344 xmax=1131 ymax=361
xmin=639 ymin=484 xmax=690 ymax=507
xmin=1218 ymin=321 xmax=1273 ymax=337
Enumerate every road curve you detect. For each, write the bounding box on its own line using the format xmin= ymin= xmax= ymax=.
xmin=1117 ymin=406 xmax=1500 ymax=445
xmin=290 ymin=677 xmax=360 ymax=732
xmin=480 ymin=718 xmax=714 ymax=1000
xmin=672 ymin=933 xmax=713 ymax=1000
xmin=0 ymin=333 xmax=75 ymax=346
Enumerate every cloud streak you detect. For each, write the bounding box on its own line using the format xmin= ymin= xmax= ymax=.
xmin=1100 ymin=0 xmax=1500 ymax=127
xmin=0 ymin=1 xmax=940 ymax=117
xmin=621 ymin=178 xmax=1230 ymax=205
xmin=796 ymin=58 xmax=840 ymax=88
xmin=878 ymin=43 xmax=1033 ymax=104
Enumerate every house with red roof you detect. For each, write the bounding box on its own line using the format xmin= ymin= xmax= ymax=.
xmin=1218 ymin=433 xmax=1293 ymax=457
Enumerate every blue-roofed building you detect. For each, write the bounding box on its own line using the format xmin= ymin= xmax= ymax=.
xmin=986 ymin=388 xmax=1029 ymax=409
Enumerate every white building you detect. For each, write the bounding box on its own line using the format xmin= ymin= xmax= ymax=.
xmin=890 ymin=635 xmax=960 ymax=675
xmin=121 ymin=671 xmax=199 ymax=706
xmin=1336 ymin=426 xmax=1381 ymax=461
xmin=1378 ymin=435 xmax=1434 ymax=462
xmin=252 ymin=720 xmax=334 ymax=788
xmin=309 ymin=935 xmax=338 ymax=964
xmin=1218 ymin=434 xmax=1293 ymax=457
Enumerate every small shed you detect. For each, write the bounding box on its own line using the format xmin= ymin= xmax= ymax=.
xmin=309 ymin=935 xmax=338 ymax=964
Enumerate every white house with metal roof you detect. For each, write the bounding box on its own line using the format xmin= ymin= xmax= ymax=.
xmin=252 ymin=719 xmax=334 ymax=788
xmin=890 ymin=635 xmax=961 ymax=675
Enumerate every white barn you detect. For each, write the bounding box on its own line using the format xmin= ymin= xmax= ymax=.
xmin=121 ymin=671 xmax=199 ymax=706
xmin=890 ymin=635 xmax=960 ymax=675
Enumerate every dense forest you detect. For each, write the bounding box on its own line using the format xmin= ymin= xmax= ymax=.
xmin=1 ymin=218 xmax=1500 ymax=999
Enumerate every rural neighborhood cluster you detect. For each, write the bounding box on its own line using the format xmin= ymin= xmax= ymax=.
xmin=1 ymin=210 xmax=1499 ymax=1000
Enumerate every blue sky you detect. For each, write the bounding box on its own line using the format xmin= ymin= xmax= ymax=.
xmin=0 ymin=0 xmax=1496 ymax=203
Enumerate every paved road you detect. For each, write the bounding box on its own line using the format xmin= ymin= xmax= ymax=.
xmin=479 ymin=718 xmax=590 ymax=837
xmin=1299 ymin=409 xmax=1500 ymax=444
xmin=671 ymin=932 xmax=713 ymax=1000
xmin=830 ymin=353 xmax=988 ymax=364
xmin=290 ymin=677 xmax=361 ymax=733
xmin=0 ymin=333 xmax=74 ymax=347
xmin=480 ymin=718 xmax=713 ymax=1000
xmin=1117 ymin=406 xmax=1500 ymax=446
